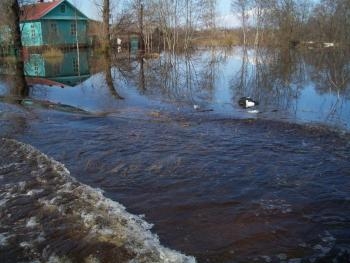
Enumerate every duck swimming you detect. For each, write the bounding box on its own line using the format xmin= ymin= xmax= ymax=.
xmin=238 ymin=97 xmax=259 ymax=108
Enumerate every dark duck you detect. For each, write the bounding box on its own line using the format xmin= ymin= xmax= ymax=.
xmin=238 ymin=97 xmax=259 ymax=108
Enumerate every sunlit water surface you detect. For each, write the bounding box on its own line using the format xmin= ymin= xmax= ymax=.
xmin=1 ymin=47 xmax=350 ymax=262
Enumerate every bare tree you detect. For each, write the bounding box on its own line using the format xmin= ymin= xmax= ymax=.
xmin=307 ymin=0 xmax=350 ymax=45
xmin=123 ymin=0 xmax=217 ymax=52
xmin=102 ymin=0 xmax=111 ymax=54
xmin=231 ymin=0 xmax=251 ymax=46
xmin=3 ymin=0 xmax=28 ymax=96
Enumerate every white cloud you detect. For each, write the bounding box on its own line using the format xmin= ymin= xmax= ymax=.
xmin=217 ymin=14 xmax=241 ymax=28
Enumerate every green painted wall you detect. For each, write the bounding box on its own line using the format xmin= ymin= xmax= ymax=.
xmin=43 ymin=1 xmax=86 ymax=20
xmin=21 ymin=21 xmax=43 ymax=47
xmin=46 ymin=51 xmax=89 ymax=77
xmin=24 ymin=53 xmax=45 ymax=76
xmin=130 ymin=35 xmax=139 ymax=53
xmin=41 ymin=20 xmax=87 ymax=46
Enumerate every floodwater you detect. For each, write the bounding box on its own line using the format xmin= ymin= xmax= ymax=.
xmin=0 ymin=47 xmax=350 ymax=263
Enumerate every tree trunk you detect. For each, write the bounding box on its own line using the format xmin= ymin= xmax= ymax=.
xmin=138 ymin=2 xmax=145 ymax=53
xmin=103 ymin=0 xmax=110 ymax=54
xmin=104 ymin=55 xmax=124 ymax=99
xmin=11 ymin=0 xmax=28 ymax=97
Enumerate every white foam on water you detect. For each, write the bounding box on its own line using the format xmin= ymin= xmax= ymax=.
xmin=85 ymin=255 xmax=101 ymax=263
xmin=276 ymin=253 xmax=287 ymax=260
xmin=0 ymin=233 xmax=10 ymax=247
xmin=1 ymin=138 xmax=196 ymax=263
xmin=0 ymin=162 xmax=21 ymax=171
xmin=255 ymin=199 xmax=293 ymax=216
xmin=20 ymin=241 xmax=32 ymax=248
xmin=26 ymin=189 xmax=44 ymax=196
xmin=46 ymin=255 xmax=103 ymax=263
xmin=311 ymin=231 xmax=337 ymax=258
xmin=47 ymin=255 xmax=72 ymax=263
xmin=260 ymin=255 xmax=272 ymax=262
xmin=74 ymin=183 xmax=196 ymax=262
xmin=0 ymin=196 xmax=8 ymax=207
xmin=288 ymin=259 xmax=301 ymax=263
xmin=26 ymin=217 xmax=38 ymax=228
xmin=18 ymin=181 xmax=26 ymax=190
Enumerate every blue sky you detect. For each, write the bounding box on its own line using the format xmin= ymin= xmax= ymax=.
xmin=218 ymin=1 xmax=232 ymax=15
xmin=71 ymin=0 xmax=232 ymax=17
xmin=70 ymin=0 xmax=236 ymax=26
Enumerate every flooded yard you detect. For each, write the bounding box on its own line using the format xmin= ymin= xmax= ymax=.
xmin=1 ymin=47 xmax=350 ymax=263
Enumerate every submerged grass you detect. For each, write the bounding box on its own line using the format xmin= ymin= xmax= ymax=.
xmin=43 ymin=48 xmax=64 ymax=64
xmin=192 ymin=35 xmax=240 ymax=47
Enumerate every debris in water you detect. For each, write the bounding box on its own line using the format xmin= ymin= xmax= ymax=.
xmin=238 ymin=97 xmax=259 ymax=108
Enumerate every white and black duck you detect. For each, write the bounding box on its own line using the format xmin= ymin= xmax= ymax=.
xmin=238 ymin=97 xmax=259 ymax=108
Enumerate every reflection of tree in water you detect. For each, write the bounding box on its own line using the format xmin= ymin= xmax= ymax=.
xmin=304 ymin=48 xmax=350 ymax=123
xmin=111 ymin=49 xmax=227 ymax=108
xmin=104 ymin=53 xmax=124 ymax=100
xmin=0 ymin=65 xmax=29 ymax=137
xmin=305 ymin=49 xmax=350 ymax=96
xmin=0 ymin=58 xmax=30 ymax=97
xmin=153 ymin=50 xmax=228 ymax=107
xmin=231 ymin=47 xmax=306 ymax=112
xmin=230 ymin=46 xmax=350 ymax=126
xmin=197 ymin=48 xmax=229 ymax=104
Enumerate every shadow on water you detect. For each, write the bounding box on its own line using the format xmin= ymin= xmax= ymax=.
xmin=104 ymin=52 xmax=124 ymax=100
xmin=1 ymin=46 xmax=350 ymax=263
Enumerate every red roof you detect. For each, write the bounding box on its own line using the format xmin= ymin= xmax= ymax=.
xmin=20 ymin=1 xmax=62 ymax=21
xmin=26 ymin=77 xmax=66 ymax=87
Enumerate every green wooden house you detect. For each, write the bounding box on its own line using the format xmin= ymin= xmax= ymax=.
xmin=20 ymin=0 xmax=88 ymax=48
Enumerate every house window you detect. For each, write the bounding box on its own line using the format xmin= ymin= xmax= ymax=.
xmin=72 ymin=58 xmax=79 ymax=72
xmin=61 ymin=4 xmax=66 ymax=13
xmin=53 ymin=64 xmax=60 ymax=75
xmin=51 ymin=23 xmax=57 ymax=35
xmin=70 ymin=23 xmax=76 ymax=36
xmin=31 ymin=24 xmax=36 ymax=38
xmin=34 ymin=63 xmax=39 ymax=76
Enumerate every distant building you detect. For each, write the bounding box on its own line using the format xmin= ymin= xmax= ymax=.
xmin=20 ymin=0 xmax=89 ymax=48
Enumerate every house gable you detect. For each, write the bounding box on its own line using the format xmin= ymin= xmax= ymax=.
xmin=20 ymin=1 xmax=61 ymax=22
xmin=41 ymin=1 xmax=88 ymax=21
xmin=21 ymin=0 xmax=88 ymax=22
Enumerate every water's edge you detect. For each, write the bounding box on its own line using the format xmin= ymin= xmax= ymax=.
xmin=0 ymin=138 xmax=196 ymax=263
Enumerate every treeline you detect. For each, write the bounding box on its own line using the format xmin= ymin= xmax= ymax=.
xmin=231 ymin=0 xmax=350 ymax=47
xmin=104 ymin=0 xmax=350 ymax=51
xmin=2 ymin=0 xmax=349 ymax=56
xmin=101 ymin=0 xmax=217 ymax=52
